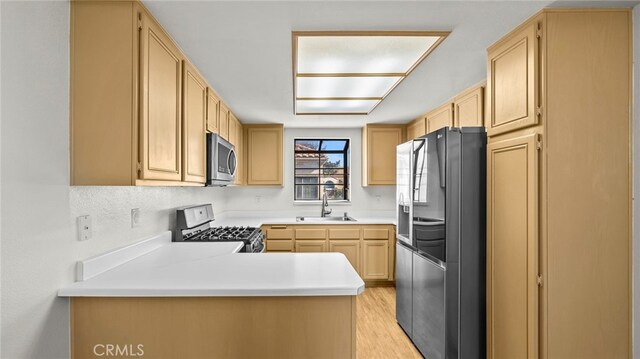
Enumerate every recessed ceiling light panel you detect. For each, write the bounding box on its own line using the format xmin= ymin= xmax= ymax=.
xmin=296 ymin=76 xmax=402 ymax=98
xmin=296 ymin=99 xmax=380 ymax=114
xmin=297 ymin=36 xmax=440 ymax=74
xmin=293 ymin=31 xmax=449 ymax=115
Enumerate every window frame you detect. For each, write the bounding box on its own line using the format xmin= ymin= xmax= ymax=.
xmin=293 ymin=138 xmax=351 ymax=202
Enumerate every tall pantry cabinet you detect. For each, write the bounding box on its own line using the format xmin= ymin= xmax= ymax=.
xmin=485 ymin=9 xmax=631 ymax=359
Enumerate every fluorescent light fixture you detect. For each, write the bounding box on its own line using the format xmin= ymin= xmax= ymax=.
xmin=296 ymin=76 xmax=402 ymax=98
xmin=296 ymin=99 xmax=381 ymax=114
xmin=297 ymin=36 xmax=440 ymax=74
xmin=293 ymin=31 xmax=449 ymax=115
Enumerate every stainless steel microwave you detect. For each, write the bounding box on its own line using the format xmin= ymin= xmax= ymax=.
xmin=206 ymin=133 xmax=236 ymax=186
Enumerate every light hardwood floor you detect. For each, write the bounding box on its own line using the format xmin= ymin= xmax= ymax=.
xmin=357 ymin=286 xmax=422 ymax=359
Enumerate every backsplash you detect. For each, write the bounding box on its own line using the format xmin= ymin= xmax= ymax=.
xmin=69 ymin=186 xmax=227 ymax=258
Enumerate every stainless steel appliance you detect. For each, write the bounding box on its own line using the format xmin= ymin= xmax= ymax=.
xmin=396 ymin=127 xmax=486 ymax=359
xmin=174 ymin=204 xmax=265 ymax=253
xmin=207 ymin=133 xmax=236 ymax=186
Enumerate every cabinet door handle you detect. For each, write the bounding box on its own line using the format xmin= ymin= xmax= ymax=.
xmin=271 ymin=225 xmax=287 ymax=229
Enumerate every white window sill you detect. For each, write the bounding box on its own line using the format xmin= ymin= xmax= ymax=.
xmin=293 ymin=200 xmax=351 ymax=206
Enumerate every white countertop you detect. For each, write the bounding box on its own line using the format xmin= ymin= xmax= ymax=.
xmin=59 ymin=233 xmax=365 ymax=297
xmin=212 ymin=210 xmax=396 ymax=227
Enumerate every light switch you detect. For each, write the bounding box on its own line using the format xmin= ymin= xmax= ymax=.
xmin=77 ymin=215 xmax=92 ymax=241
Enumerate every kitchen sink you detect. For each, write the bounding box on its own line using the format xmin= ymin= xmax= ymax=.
xmin=296 ymin=216 xmax=357 ymax=222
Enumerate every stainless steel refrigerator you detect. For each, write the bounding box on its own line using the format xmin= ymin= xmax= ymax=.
xmin=396 ymin=127 xmax=486 ymax=359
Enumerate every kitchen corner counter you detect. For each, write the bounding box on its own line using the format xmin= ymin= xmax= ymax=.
xmin=58 ymin=232 xmax=365 ymax=297
xmin=62 ymin=231 xmax=363 ymax=358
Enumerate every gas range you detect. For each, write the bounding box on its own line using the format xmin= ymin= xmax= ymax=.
xmin=188 ymin=226 xmax=260 ymax=242
xmin=174 ymin=204 xmax=265 ymax=253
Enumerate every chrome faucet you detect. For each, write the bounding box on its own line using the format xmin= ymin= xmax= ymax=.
xmin=321 ymin=189 xmax=332 ymax=217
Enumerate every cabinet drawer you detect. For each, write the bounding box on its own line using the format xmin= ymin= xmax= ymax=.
xmin=295 ymin=240 xmax=327 ymax=252
xmin=295 ymin=228 xmax=326 ymax=240
xmin=266 ymin=240 xmax=293 ymax=251
xmin=329 ymin=228 xmax=361 ymax=240
xmin=363 ymin=228 xmax=390 ymax=240
xmin=266 ymin=228 xmax=293 ymax=240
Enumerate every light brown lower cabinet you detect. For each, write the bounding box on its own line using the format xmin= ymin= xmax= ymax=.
xmin=71 ymin=296 xmax=356 ymax=358
xmin=487 ymin=133 xmax=539 ymax=359
xmin=265 ymin=239 xmax=293 ymax=252
xmin=295 ymin=240 xmax=327 ymax=252
xmin=329 ymin=240 xmax=361 ymax=275
xmin=262 ymin=224 xmax=395 ymax=283
xmin=362 ymin=240 xmax=390 ymax=280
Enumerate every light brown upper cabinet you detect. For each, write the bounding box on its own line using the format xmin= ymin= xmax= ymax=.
xmin=227 ymin=112 xmax=244 ymax=185
xmin=486 ymin=9 xmax=631 ymax=359
xmin=486 ymin=21 xmax=538 ymax=137
xmin=235 ymin=121 xmax=245 ymax=185
xmin=181 ymin=60 xmax=207 ymax=184
xmin=406 ymin=118 xmax=427 ymax=140
xmin=362 ymin=125 xmax=404 ymax=186
xmin=206 ymin=89 xmax=220 ymax=134
xmin=71 ymin=1 xmax=202 ymax=186
xmin=218 ymin=102 xmax=230 ymax=141
xmin=246 ymin=125 xmax=283 ymax=186
xmin=138 ymin=9 xmax=184 ymax=182
xmin=454 ymin=85 xmax=484 ymax=127
xmin=426 ymin=103 xmax=454 ymax=133
xmin=227 ymin=112 xmax=238 ymax=147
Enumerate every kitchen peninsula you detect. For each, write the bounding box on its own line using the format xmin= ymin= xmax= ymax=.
xmin=59 ymin=232 xmax=364 ymax=358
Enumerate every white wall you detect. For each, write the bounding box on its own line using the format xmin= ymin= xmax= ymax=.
xmin=224 ymin=127 xmax=396 ymax=216
xmin=633 ymin=5 xmax=639 ymax=358
xmin=0 ymin=2 xmax=227 ymax=358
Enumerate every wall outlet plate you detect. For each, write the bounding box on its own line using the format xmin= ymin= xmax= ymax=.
xmin=131 ymin=208 xmax=141 ymax=228
xmin=77 ymin=215 xmax=92 ymax=241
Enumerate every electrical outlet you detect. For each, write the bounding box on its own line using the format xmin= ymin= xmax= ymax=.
xmin=77 ymin=215 xmax=92 ymax=241
xmin=255 ymin=196 xmax=262 ymax=203
xmin=131 ymin=208 xmax=141 ymax=228
xmin=376 ymin=195 xmax=381 ymax=203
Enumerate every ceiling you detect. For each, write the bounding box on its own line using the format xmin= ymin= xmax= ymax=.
xmin=142 ymin=0 xmax=636 ymax=128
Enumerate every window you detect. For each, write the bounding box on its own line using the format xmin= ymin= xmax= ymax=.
xmin=294 ymin=139 xmax=349 ymax=201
